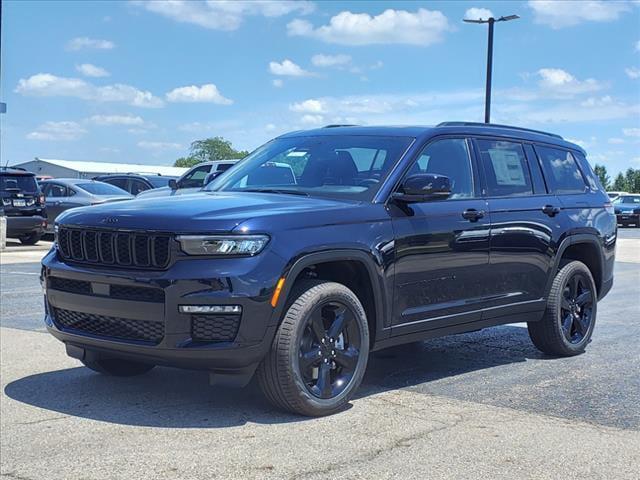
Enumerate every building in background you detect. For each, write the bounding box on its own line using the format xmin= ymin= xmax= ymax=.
xmin=10 ymin=158 xmax=187 ymax=179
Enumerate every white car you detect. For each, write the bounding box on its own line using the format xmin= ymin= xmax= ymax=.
xmin=607 ymin=191 xmax=629 ymax=201
xmin=136 ymin=160 xmax=238 ymax=198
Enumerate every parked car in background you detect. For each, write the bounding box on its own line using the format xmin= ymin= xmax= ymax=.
xmin=39 ymin=178 xmax=133 ymax=233
xmin=43 ymin=122 xmax=616 ymax=416
xmin=93 ymin=173 xmax=178 ymax=196
xmin=613 ymin=194 xmax=640 ymax=227
xmin=607 ymin=191 xmax=628 ymax=201
xmin=0 ymin=167 xmax=47 ymax=244
xmin=136 ymin=160 xmax=238 ymax=198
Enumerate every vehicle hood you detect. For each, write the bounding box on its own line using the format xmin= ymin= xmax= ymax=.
xmin=615 ymin=205 xmax=639 ymax=213
xmin=56 ymin=191 xmax=362 ymax=233
xmin=136 ymin=187 xmax=201 ymax=198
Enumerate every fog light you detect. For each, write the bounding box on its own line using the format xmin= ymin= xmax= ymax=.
xmin=179 ymin=305 xmax=242 ymax=314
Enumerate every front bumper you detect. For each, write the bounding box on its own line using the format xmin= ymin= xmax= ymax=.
xmin=41 ymin=247 xmax=285 ymax=375
xmin=6 ymin=215 xmax=46 ymax=236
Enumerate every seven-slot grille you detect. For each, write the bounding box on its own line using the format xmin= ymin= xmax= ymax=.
xmin=57 ymin=227 xmax=171 ymax=269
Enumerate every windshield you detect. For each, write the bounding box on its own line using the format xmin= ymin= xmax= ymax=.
xmin=77 ymin=182 xmax=130 ymax=196
xmin=1 ymin=174 xmax=38 ymax=193
xmin=614 ymin=195 xmax=640 ymax=204
xmin=206 ymin=135 xmax=414 ymax=200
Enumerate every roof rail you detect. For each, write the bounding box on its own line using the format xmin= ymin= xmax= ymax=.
xmin=0 ymin=166 xmax=27 ymax=171
xmin=322 ymin=124 xmax=359 ymax=128
xmin=436 ymin=121 xmax=563 ymax=140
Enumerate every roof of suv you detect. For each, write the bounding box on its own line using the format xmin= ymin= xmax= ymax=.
xmin=279 ymin=123 xmax=585 ymax=154
xmin=0 ymin=166 xmax=35 ymax=176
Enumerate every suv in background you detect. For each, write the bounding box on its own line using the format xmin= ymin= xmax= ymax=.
xmin=613 ymin=194 xmax=640 ymax=227
xmin=1 ymin=167 xmax=47 ymax=244
xmin=93 ymin=173 xmax=178 ymax=196
xmin=42 ymin=123 xmax=616 ymax=416
xmin=136 ymin=160 xmax=238 ymax=198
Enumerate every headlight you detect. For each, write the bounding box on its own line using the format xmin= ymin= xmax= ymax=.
xmin=176 ymin=235 xmax=269 ymax=256
xmin=1 ymin=198 xmax=11 ymax=206
xmin=53 ymin=224 xmax=59 ymax=245
xmin=26 ymin=198 xmax=36 ymax=207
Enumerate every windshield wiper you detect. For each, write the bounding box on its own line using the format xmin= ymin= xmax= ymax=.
xmin=241 ymin=188 xmax=309 ymax=196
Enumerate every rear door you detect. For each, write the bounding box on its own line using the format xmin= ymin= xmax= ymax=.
xmin=42 ymin=183 xmax=69 ymax=221
xmin=474 ymin=138 xmax=561 ymax=316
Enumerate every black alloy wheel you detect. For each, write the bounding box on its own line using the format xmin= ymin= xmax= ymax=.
xmin=297 ymin=301 xmax=362 ymax=399
xmin=559 ymin=272 xmax=594 ymax=344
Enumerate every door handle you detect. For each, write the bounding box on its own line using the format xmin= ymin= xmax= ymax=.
xmin=462 ymin=209 xmax=485 ymax=222
xmin=542 ymin=204 xmax=561 ymax=217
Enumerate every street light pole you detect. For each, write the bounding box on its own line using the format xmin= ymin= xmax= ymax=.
xmin=464 ymin=14 xmax=519 ymax=124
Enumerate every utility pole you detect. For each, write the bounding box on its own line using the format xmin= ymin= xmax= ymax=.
xmin=464 ymin=14 xmax=519 ymax=123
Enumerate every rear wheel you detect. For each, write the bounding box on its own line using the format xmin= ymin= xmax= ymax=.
xmin=19 ymin=233 xmax=41 ymax=245
xmin=257 ymin=280 xmax=369 ymax=416
xmin=528 ymin=260 xmax=597 ymax=356
xmin=82 ymin=354 xmax=155 ymax=377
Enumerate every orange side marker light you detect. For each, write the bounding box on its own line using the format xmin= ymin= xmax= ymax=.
xmin=271 ymin=277 xmax=286 ymax=308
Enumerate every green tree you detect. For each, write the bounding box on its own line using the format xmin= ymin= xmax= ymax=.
xmin=174 ymin=136 xmax=248 ymax=167
xmin=593 ymin=164 xmax=610 ymax=190
xmin=174 ymin=156 xmax=200 ymax=168
xmin=612 ymin=172 xmax=627 ymax=191
xmin=624 ymin=168 xmax=640 ymax=194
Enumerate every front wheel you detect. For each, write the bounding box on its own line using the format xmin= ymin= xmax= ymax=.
xmin=528 ymin=260 xmax=597 ymax=356
xmin=257 ymin=280 xmax=370 ymax=416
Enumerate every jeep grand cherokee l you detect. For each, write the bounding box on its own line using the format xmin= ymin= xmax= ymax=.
xmin=41 ymin=123 xmax=616 ymax=416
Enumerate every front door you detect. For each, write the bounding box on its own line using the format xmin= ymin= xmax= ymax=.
xmin=390 ymin=137 xmax=490 ymax=335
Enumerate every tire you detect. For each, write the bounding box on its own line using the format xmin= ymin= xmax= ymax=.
xmin=82 ymin=354 xmax=155 ymax=377
xmin=528 ymin=260 xmax=597 ymax=357
xmin=257 ymin=280 xmax=370 ymax=416
xmin=19 ymin=233 xmax=41 ymax=245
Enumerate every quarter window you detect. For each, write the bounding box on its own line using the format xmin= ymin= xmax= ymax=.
xmin=535 ymin=146 xmax=587 ymax=194
xmin=477 ymin=140 xmax=533 ymax=197
xmin=409 ymin=138 xmax=474 ymax=199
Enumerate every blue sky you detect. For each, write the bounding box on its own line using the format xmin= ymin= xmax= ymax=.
xmin=2 ymin=0 xmax=639 ymax=175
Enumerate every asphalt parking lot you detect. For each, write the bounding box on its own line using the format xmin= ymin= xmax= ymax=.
xmin=1 ymin=230 xmax=639 ymax=479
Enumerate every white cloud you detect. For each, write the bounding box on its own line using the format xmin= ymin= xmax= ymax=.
xmin=290 ymin=99 xmax=326 ymax=114
xmin=135 ymin=0 xmax=314 ymax=31
xmin=272 ymin=79 xmax=284 ymax=88
xmin=26 ymin=121 xmax=86 ymax=141
xmin=623 ymin=128 xmax=640 ymax=137
xmin=580 ymin=95 xmax=613 ymax=107
xmin=88 ymin=114 xmax=145 ymax=126
xmin=166 ymin=84 xmax=233 ymax=104
xmin=636 ymin=40 xmax=640 ymax=52
xmin=137 ymin=141 xmax=182 ymax=151
xmin=287 ymin=8 xmax=450 ymax=46
xmin=608 ymin=138 xmax=625 ymax=144
xmin=625 ymin=67 xmax=640 ymax=79
xmin=15 ymin=73 xmax=164 ymax=108
xmin=464 ymin=8 xmax=494 ymax=21
xmin=300 ymin=114 xmax=324 ymax=125
xmin=76 ymin=63 xmax=110 ymax=78
xmin=269 ymin=59 xmax=313 ymax=76
xmin=311 ymin=53 xmax=352 ymax=67
xmin=536 ymin=68 xmax=604 ymax=96
xmin=66 ymin=37 xmax=115 ymax=51
xmin=528 ymin=1 xmax=630 ymax=29
xmin=265 ymin=123 xmax=277 ymax=132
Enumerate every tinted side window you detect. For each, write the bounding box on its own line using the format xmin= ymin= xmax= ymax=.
xmin=572 ymin=151 xmax=601 ymax=192
xmin=477 ymin=140 xmax=533 ymax=197
xmin=105 ymin=178 xmax=129 ymax=191
xmin=46 ymin=184 xmax=67 ymax=197
xmin=180 ymin=165 xmax=210 ymax=188
xmin=535 ymin=146 xmax=587 ymax=194
xmin=130 ymin=179 xmax=150 ymax=195
xmin=410 ymin=138 xmax=474 ymax=199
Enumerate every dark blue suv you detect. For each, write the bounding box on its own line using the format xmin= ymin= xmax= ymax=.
xmin=41 ymin=122 xmax=616 ymax=416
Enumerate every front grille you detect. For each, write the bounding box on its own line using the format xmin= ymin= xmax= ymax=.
xmin=57 ymin=227 xmax=171 ymax=269
xmin=52 ymin=307 xmax=164 ymax=344
xmin=191 ymin=315 xmax=240 ymax=342
xmin=48 ymin=277 xmax=164 ymax=303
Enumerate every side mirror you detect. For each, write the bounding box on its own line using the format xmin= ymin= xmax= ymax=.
xmin=393 ymin=173 xmax=451 ymax=203
xmin=168 ymin=179 xmax=178 ymax=190
xmin=203 ymin=171 xmax=221 ymax=186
